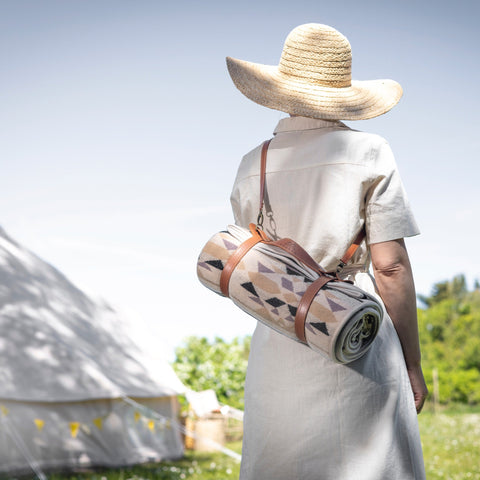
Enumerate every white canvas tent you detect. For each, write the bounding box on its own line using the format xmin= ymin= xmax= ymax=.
xmin=0 ymin=226 xmax=185 ymax=475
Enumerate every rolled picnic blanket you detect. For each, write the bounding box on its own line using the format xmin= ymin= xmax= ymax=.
xmin=197 ymin=225 xmax=383 ymax=364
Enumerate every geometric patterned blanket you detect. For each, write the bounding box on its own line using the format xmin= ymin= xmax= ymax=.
xmin=197 ymin=225 xmax=383 ymax=364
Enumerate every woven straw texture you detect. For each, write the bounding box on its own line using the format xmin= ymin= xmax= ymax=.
xmin=197 ymin=227 xmax=383 ymax=363
xmin=227 ymin=23 xmax=402 ymax=120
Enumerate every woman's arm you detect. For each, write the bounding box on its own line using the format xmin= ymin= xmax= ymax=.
xmin=370 ymin=239 xmax=428 ymax=413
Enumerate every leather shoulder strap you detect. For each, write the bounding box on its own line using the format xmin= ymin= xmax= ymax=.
xmin=265 ymin=237 xmax=326 ymax=276
xmin=257 ymin=139 xmax=272 ymax=227
xmin=259 ymin=138 xmax=366 ymax=270
xmin=337 ymin=228 xmax=366 ymax=272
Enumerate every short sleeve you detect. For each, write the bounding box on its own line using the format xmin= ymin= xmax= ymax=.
xmin=365 ymin=141 xmax=420 ymax=244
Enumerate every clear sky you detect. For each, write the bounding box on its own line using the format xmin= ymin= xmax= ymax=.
xmin=1 ymin=0 xmax=479 ymax=360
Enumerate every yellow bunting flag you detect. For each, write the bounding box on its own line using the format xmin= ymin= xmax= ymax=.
xmin=34 ymin=419 xmax=45 ymax=432
xmin=0 ymin=405 xmax=9 ymax=417
xmin=166 ymin=419 xmax=172 ymax=429
xmin=147 ymin=419 xmax=155 ymax=431
xmin=134 ymin=411 xmax=141 ymax=423
xmin=70 ymin=422 xmax=80 ymax=438
xmin=93 ymin=417 xmax=103 ymax=430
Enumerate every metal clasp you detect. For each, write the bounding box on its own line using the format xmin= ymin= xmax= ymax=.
xmin=256 ymin=210 xmax=264 ymax=229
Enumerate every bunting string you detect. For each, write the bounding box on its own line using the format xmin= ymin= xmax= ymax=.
xmin=0 ymin=396 xmax=243 ymax=475
xmin=121 ymin=396 xmax=242 ymax=463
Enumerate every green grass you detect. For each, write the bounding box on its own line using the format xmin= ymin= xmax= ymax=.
xmin=9 ymin=410 xmax=480 ymax=479
xmin=44 ymin=442 xmax=242 ymax=480
xmin=419 ymin=409 xmax=480 ymax=479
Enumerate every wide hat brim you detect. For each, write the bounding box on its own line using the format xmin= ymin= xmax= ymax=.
xmin=226 ymin=56 xmax=403 ymax=121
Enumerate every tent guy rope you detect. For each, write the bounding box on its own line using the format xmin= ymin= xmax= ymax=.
xmin=121 ymin=396 xmax=242 ymax=463
xmin=0 ymin=413 xmax=48 ymax=480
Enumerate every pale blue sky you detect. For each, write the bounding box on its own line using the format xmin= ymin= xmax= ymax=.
xmin=1 ymin=0 xmax=479 ymax=359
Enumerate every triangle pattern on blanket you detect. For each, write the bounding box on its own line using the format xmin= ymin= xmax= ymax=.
xmin=222 ymin=239 xmax=238 ymax=251
xmin=241 ymin=282 xmax=259 ymax=297
xmin=309 ymin=302 xmax=336 ymax=323
xmin=206 ymin=260 xmax=224 ymax=271
xmin=249 ymin=295 xmax=264 ymax=306
xmin=248 ymin=272 xmax=281 ymax=294
xmin=310 ymin=322 xmax=330 ymax=336
xmin=326 ymin=296 xmax=347 ymax=312
xmin=281 ymin=277 xmax=294 ymax=292
xmin=266 ymin=297 xmax=286 ymax=308
xmin=258 ymin=262 xmax=275 ymax=274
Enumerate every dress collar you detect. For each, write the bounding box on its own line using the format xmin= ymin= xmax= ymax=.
xmin=273 ymin=116 xmax=348 ymax=134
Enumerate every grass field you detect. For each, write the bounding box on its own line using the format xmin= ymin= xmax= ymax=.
xmin=10 ymin=408 xmax=480 ymax=480
xmin=45 ymin=442 xmax=243 ymax=480
xmin=420 ymin=408 xmax=480 ymax=479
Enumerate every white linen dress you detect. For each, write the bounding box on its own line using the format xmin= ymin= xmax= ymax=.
xmin=230 ymin=116 xmax=426 ymax=480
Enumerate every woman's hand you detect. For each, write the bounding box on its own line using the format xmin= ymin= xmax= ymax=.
xmin=407 ymin=364 xmax=429 ymax=414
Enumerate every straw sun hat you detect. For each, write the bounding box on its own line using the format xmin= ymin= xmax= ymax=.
xmin=226 ymin=23 xmax=402 ymax=120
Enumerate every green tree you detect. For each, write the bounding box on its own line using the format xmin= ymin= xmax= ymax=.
xmin=418 ymin=274 xmax=468 ymax=307
xmin=418 ymin=275 xmax=480 ymax=405
xmin=172 ymin=275 xmax=480 ymax=410
xmin=173 ymin=336 xmax=250 ymax=410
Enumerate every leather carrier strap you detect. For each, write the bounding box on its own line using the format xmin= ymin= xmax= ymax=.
xmin=259 ymin=139 xmax=366 ymax=266
xmin=295 ymin=275 xmax=335 ymax=342
xmin=256 ymin=139 xmax=272 ymax=228
xmin=221 ymin=139 xmax=367 ymax=342
xmin=337 ymin=229 xmax=365 ymax=272
xmin=220 ymin=224 xmax=269 ymax=296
